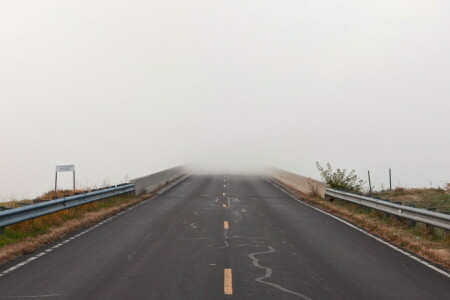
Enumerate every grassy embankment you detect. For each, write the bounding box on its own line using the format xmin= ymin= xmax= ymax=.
xmin=371 ymin=187 xmax=450 ymax=213
xmin=282 ymin=183 xmax=450 ymax=270
xmin=0 ymin=189 xmax=150 ymax=265
xmin=0 ymin=189 xmax=92 ymax=208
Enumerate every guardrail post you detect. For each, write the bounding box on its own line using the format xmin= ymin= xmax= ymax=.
xmin=0 ymin=207 xmax=4 ymax=233
xmin=406 ymin=204 xmax=416 ymax=227
xmin=0 ymin=206 xmax=4 ymax=233
xmin=382 ymin=200 xmax=390 ymax=218
xmin=425 ymin=208 xmax=437 ymax=234
xmin=393 ymin=202 xmax=402 ymax=221
xmin=0 ymin=206 xmax=6 ymax=232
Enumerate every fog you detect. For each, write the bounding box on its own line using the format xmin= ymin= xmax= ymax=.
xmin=1 ymin=1 xmax=449 ymax=201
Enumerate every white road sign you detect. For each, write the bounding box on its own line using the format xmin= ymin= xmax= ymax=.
xmin=56 ymin=165 xmax=75 ymax=172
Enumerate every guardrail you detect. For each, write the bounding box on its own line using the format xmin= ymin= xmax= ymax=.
xmin=0 ymin=184 xmax=135 ymax=234
xmin=325 ymin=188 xmax=450 ymax=230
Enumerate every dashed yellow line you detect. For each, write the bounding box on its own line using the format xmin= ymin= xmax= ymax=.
xmin=224 ymin=221 xmax=229 ymax=229
xmin=224 ymin=268 xmax=233 ymax=295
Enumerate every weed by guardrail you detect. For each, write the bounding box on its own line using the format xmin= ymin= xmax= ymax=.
xmin=316 ymin=162 xmax=365 ymax=193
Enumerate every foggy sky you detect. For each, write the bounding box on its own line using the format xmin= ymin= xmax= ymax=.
xmin=1 ymin=1 xmax=449 ymax=201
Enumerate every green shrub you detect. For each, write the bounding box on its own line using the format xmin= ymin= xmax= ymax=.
xmin=316 ymin=162 xmax=365 ymax=193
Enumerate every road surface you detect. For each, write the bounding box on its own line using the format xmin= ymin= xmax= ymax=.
xmin=0 ymin=175 xmax=448 ymax=299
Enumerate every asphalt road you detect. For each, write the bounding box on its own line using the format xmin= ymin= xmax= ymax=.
xmin=0 ymin=175 xmax=448 ymax=299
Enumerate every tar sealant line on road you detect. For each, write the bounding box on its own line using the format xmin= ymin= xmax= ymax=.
xmin=0 ymin=200 xmax=147 ymax=279
xmin=264 ymin=177 xmax=450 ymax=279
xmin=246 ymin=245 xmax=312 ymax=299
xmin=218 ymin=221 xmax=230 ymax=249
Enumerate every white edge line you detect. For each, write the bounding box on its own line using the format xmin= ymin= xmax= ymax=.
xmin=0 ymin=196 xmax=152 ymax=279
xmin=157 ymin=174 xmax=190 ymax=195
xmin=263 ymin=176 xmax=450 ymax=279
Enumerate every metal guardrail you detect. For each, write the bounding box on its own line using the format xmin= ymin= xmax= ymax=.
xmin=0 ymin=184 xmax=135 ymax=233
xmin=325 ymin=188 xmax=450 ymax=230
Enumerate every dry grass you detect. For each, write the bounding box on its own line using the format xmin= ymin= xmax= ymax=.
xmin=0 ymin=193 xmax=152 ymax=265
xmin=0 ymin=189 xmax=86 ymax=208
xmin=278 ymin=182 xmax=450 ymax=270
xmin=371 ymin=187 xmax=450 ymax=212
xmin=0 ymin=200 xmax=33 ymax=209
xmin=36 ymin=189 xmax=85 ymax=200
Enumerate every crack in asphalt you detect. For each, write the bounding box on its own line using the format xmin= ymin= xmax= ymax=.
xmin=128 ymin=232 xmax=154 ymax=262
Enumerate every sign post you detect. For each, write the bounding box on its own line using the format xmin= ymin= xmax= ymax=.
xmin=55 ymin=165 xmax=76 ymax=193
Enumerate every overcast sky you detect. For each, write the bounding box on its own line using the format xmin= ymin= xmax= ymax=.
xmin=1 ymin=1 xmax=449 ymax=201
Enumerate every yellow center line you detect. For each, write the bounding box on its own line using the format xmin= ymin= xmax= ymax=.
xmin=224 ymin=221 xmax=229 ymax=229
xmin=224 ymin=268 xmax=233 ymax=295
